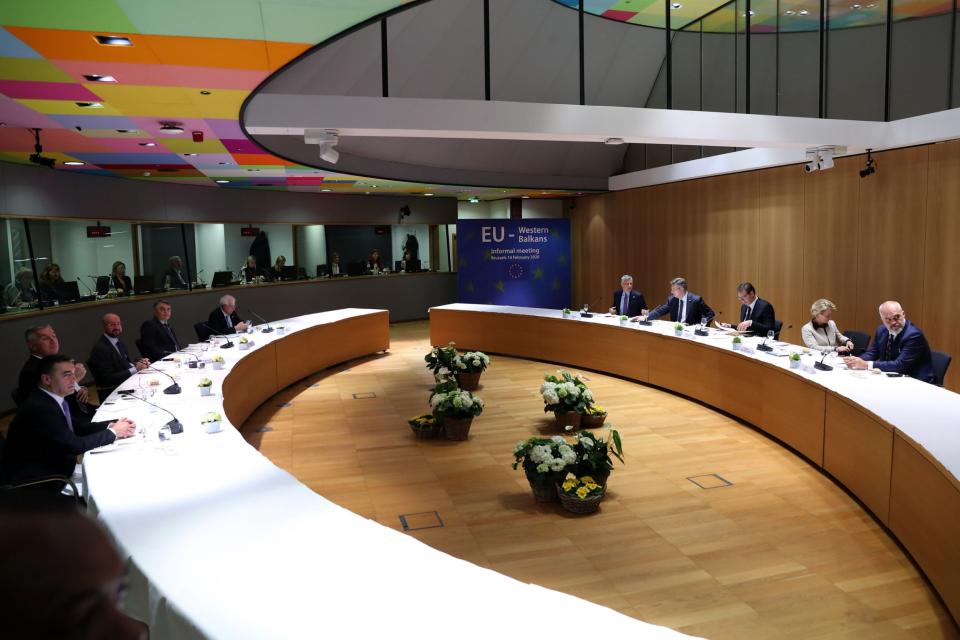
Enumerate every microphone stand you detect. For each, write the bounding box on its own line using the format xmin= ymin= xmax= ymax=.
xmin=694 ymin=317 xmax=709 ymax=336
xmin=203 ymin=324 xmax=235 ymax=348
xmin=756 ymin=333 xmax=773 ymax=352
xmin=814 ymin=351 xmax=834 ymax=371
xmin=76 ymin=276 xmax=94 ymax=297
xmin=163 ymin=349 xmax=203 ymax=369
xmin=129 ymin=393 xmax=183 ymax=434
xmin=248 ymin=309 xmax=272 ymax=332
xmin=144 ymin=364 xmax=182 ymax=395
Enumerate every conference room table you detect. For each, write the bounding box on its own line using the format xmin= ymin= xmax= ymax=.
xmin=429 ymin=303 xmax=960 ymax=626
xmin=82 ymin=308 xmax=698 ymax=640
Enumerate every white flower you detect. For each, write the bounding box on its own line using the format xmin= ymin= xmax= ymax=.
xmin=558 ymin=445 xmax=576 ymax=464
xmin=460 ymin=393 xmax=473 ymax=409
xmin=564 ymin=425 xmax=574 ymax=432
xmin=551 ymin=435 xmax=565 ymax=444
xmin=550 ymin=460 xmax=566 ymax=472
xmin=473 ymin=396 xmax=484 ymax=409
xmin=543 ymin=390 xmax=559 ymax=405
xmin=582 ymin=389 xmax=594 ymax=402
xmin=472 ymin=359 xmax=480 ymax=367
xmin=536 ymin=463 xmax=549 ymax=473
xmin=430 ymin=394 xmax=443 ymax=408
xmin=581 ymin=438 xmax=594 ymax=449
xmin=458 ymin=361 xmax=467 ymax=370
xmin=514 ymin=441 xmax=526 ymax=454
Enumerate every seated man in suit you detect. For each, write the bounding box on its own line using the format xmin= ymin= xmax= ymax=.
xmin=844 ymin=301 xmax=935 ymax=382
xmin=609 ymin=274 xmax=647 ymax=318
xmin=139 ymin=300 xmax=181 ymax=361
xmin=16 ymin=324 xmax=90 ymax=407
xmin=88 ymin=313 xmax=150 ymax=399
xmin=207 ymin=294 xmax=248 ymax=335
xmin=163 ymin=255 xmax=189 ymax=290
xmin=729 ymin=282 xmax=776 ymax=337
xmin=645 ymin=277 xmax=716 ymax=325
xmin=2 ymin=355 xmax=136 ymax=489
xmin=328 ymin=252 xmax=344 ymax=277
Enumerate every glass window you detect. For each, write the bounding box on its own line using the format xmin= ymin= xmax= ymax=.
xmin=827 ymin=0 xmax=887 ymax=121
xmin=1 ymin=218 xmax=38 ymax=314
xmin=778 ymin=0 xmax=821 ymax=117
xmin=889 ymin=0 xmax=953 ymax=119
xmin=294 ymin=224 xmax=328 ymax=278
xmin=139 ymin=222 xmax=195 ymax=292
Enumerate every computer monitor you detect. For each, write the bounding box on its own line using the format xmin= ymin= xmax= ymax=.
xmin=395 ymin=260 xmax=422 ymax=273
xmin=346 ymin=262 xmax=364 ymax=277
xmin=95 ymin=275 xmax=111 ymax=295
xmin=281 ymin=265 xmax=298 ymax=280
xmin=296 ymin=267 xmax=307 ymax=280
xmin=56 ymin=280 xmax=81 ymax=303
xmin=317 ymin=264 xmax=329 ymax=278
xmin=134 ymin=275 xmax=154 ymax=294
xmin=211 ymin=271 xmax=233 ymax=287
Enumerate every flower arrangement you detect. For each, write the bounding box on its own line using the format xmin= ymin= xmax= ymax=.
xmin=584 ymin=404 xmax=607 ymax=416
xmin=581 ymin=403 xmax=608 ymax=428
xmin=732 ymin=335 xmax=742 ymax=349
xmin=197 ymin=378 xmax=212 ymax=387
xmin=513 ymin=436 xmax=578 ymax=501
xmin=408 ymin=413 xmax=439 ymax=438
xmin=424 ymin=342 xmax=458 ymax=377
xmin=540 ymin=370 xmax=594 ymax=415
xmin=211 ymin=355 xmax=225 ymax=363
xmin=572 ymin=428 xmax=624 ymax=483
xmin=430 ymin=388 xmax=484 ymax=419
xmin=239 ymin=336 xmax=249 ymax=344
xmin=559 ymin=474 xmax=604 ymax=500
xmin=674 ymin=323 xmax=684 ymax=335
xmin=789 ymin=352 xmax=801 ymax=361
xmin=562 ymin=308 xmax=571 ymax=316
xmin=201 ymin=411 xmax=221 ymax=424
xmin=455 ymin=351 xmax=490 ymax=373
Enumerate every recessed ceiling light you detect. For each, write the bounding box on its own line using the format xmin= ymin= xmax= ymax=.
xmin=851 ymin=3 xmax=861 ymax=8
xmin=247 ymin=168 xmax=260 ymax=172
xmin=183 ymin=153 xmax=198 ymax=157
xmin=75 ymin=102 xmax=103 ymax=108
xmin=63 ymin=161 xmax=85 ymax=166
xmin=522 ymin=196 xmax=530 ymax=199
xmin=199 ymin=90 xmax=212 ymax=95
xmin=798 ymin=8 xmax=809 ymax=14
xmin=468 ymin=197 xmax=480 ymax=204
xmin=158 ymin=122 xmax=184 ymax=135
xmin=671 ymin=2 xmax=682 ymax=8
xmin=142 ymin=172 xmax=151 ymax=177
xmin=138 ymin=142 xmax=156 ymax=147
xmin=745 ymin=9 xmax=756 ymax=15
xmin=84 ymin=74 xmax=117 ymax=83
xmin=423 ymin=193 xmax=434 ymax=196
xmin=365 ymin=191 xmax=371 ymax=195
xmin=783 ymin=9 xmax=796 ymax=14
xmin=116 ymin=129 xmax=137 ymax=133
xmin=321 ymin=189 xmax=331 ymax=192
xmin=94 ymin=35 xmax=133 ymax=46
xmin=218 ymin=161 xmax=230 ymax=165
xmin=215 ymin=180 xmax=230 ymax=184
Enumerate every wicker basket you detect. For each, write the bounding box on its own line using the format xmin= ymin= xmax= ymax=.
xmin=441 ymin=416 xmax=474 ymax=441
xmin=456 ymin=371 xmax=482 ymax=391
xmin=409 ymin=423 xmax=440 ymax=439
xmin=581 ymin=413 xmax=607 ymax=428
xmin=554 ymin=411 xmax=582 ymax=430
xmin=556 ymin=486 xmax=605 ymax=514
xmin=528 ymin=477 xmax=560 ymax=502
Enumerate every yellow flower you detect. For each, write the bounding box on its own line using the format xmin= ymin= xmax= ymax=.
xmin=580 ymin=476 xmax=595 ymax=485
xmin=562 ymin=480 xmax=577 ymax=491
xmin=585 ymin=483 xmax=599 ymax=491
xmin=576 ymin=486 xmax=590 ymax=499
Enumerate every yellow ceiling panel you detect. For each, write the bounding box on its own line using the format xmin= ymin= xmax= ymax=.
xmin=16 ymin=98 xmax=124 ymax=116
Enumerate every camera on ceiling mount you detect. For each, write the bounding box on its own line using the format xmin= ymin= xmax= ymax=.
xmin=859 ymin=149 xmax=876 ymax=178
xmin=398 ymin=205 xmax=411 ymax=224
xmin=28 ymin=128 xmax=56 ymax=168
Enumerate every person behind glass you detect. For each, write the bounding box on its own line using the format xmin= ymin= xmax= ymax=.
xmin=271 ymin=255 xmax=287 ymax=280
xmin=644 ymin=277 xmax=715 ymax=325
xmin=16 ymin=324 xmax=91 ymax=407
xmin=242 ymin=255 xmax=269 ymax=282
xmin=163 ymin=255 xmax=188 ymax=290
xmin=328 ymin=252 xmax=343 ymax=277
xmin=139 ymin=300 xmax=180 ymax=361
xmin=609 ymin=274 xmax=646 ymax=318
xmin=87 ymin=313 xmax=150 ymax=400
xmin=4 ymin=267 xmax=38 ymax=307
xmin=2 ymin=354 xmax=136 ymax=489
xmin=399 ymin=249 xmax=415 ymax=273
xmin=801 ymin=299 xmax=854 ymax=354
xmin=110 ymin=260 xmax=132 ymax=295
xmin=37 ymin=263 xmax=65 ymax=303
xmin=843 ymin=300 xmax=935 ymax=382
xmin=207 ymin=294 xmax=248 ymax=335
xmin=729 ymin=282 xmax=776 ymax=336
xmin=365 ymin=249 xmax=384 ymax=274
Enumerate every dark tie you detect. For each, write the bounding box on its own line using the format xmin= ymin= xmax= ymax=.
xmin=886 ymin=333 xmax=896 ymax=360
xmin=744 ymin=306 xmax=752 ymax=322
xmin=117 ymin=340 xmax=132 ymax=365
xmin=61 ymin=399 xmax=74 ymax=433
xmin=163 ymin=323 xmax=179 ymax=350
xmin=679 ymin=299 xmax=686 ymax=323
xmin=621 ymin=294 xmax=628 ymax=315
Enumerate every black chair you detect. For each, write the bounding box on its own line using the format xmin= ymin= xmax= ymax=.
xmin=931 ymin=351 xmax=952 ymax=387
xmin=316 ymin=264 xmax=328 ymax=278
xmin=135 ymin=338 xmax=147 ymax=359
xmin=773 ymin=319 xmax=783 ymax=341
xmin=194 ymin=322 xmax=212 ymax=342
xmin=134 ymin=274 xmax=154 ymax=294
xmin=347 ymin=262 xmax=364 ymax=277
xmin=845 ymin=331 xmax=870 ymax=356
xmin=0 ymin=433 xmax=83 ymax=508
xmin=11 ymin=387 xmax=24 ymax=408
xmin=95 ymin=275 xmax=111 ymax=295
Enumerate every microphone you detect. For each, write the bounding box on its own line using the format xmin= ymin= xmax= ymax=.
xmin=248 ymin=309 xmax=273 ymax=333
xmin=76 ymin=276 xmax=94 ymax=295
xmin=202 ymin=324 xmax=234 ymax=348
xmin=162 ymin=349 xmax=203 ymax=369
xmin=144 ymin=364 xmax=182 ymax=394
xmin=579 ymin=299 xmax=604 ymax=318
xmin=195 ymin=269 xmax=205 ymax=284
xmin=126 ymin=393 xmax=183 ymax=434
xmin=756 ymin=330 xmax=773 ymax=352
xmin=814 ymin=350 xmax=834 ymax=371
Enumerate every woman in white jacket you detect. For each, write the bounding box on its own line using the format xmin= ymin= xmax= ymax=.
xmin=801 ymin=299 xmax=855 ymax=353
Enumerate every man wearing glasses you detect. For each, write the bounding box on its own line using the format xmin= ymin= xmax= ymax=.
xmin=843 ymin=301 xmax=935 ymax=382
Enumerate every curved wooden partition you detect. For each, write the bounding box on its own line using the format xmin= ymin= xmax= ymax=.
xmin=430 ymin=304 xmax=960 ymax=625
xmin=222 ymin=310 xmax=390 ymax=426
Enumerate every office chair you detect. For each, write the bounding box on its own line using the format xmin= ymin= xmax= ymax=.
xmin=845 ymin=331 xmax=870 ymax=357
xmin=931 ymin=351 xmax=952 ymax=387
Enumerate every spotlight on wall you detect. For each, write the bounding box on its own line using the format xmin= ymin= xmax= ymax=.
xmin=803 ymin=150 xmax=819 ymax=173
xmin=304 ymin=129 xmax=340 ymax=165
xmin=398 ymin=205 xmax=412 ymax=224
xmin=803 ymin=146 xmax=841 ymax=172
xmin=859 ymin=149 xmax=876 ymax=178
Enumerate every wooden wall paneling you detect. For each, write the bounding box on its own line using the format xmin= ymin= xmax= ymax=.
xmin=889 ymin=432 xmax=960 ymax=621
xmin=704 ymin=171 xmax=759 ymax=325
xmin=822 ymin=394 xmax=893 ymax=522
xmin=854 ymin=145 xmax=929 ymax=332
xmin=758 ymin=165 xmax=806 ymax=344
xmin=922 ymin=140 xmax=960 ymax=390
xmin=645 ymin=185 xmax=674 ymax=308
xmin=801 ymin=156 xmax=861 ymax=333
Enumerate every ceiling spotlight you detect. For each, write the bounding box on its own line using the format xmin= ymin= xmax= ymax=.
xmin=200 ymin=90 xmax=212 ymax=95
xmin=859 ymin=149 xmax=876 ymax=178
xmin=671 ymin=2 xmax=682 ymax=8
xmin=798 ymin=8 xmax=809 ymax=14
xmin=321 ymin=188 xmax=332 ymax=192
xmin=803 ymin=146 xmax=838 ymax=172
xmin=139 ymin=142 xmax=156 ymax=147
xmin=158 ymin=122 xmax=185 ymax=135
xmin=423 ymin=193 xmax=434 ymax=197
xmin=469 ymin=197 xmax=480 ymax=204
xmin=75 ymin=102 xmax=103 ymax=108
xmin=305 ymin=129 xmax=341 ymax=164
xmin=184 ymin=153 xmax=198 ymax=156
xmin=84 ymin=74 xmax=117 ymax=83
xmin=63 ymin=161 xmax=85 ymax=166
xmin=851 ymin=3 xmax=861 ymax=8
xmin=604 ymin=137 xmax=625 ymax=145
xmin=215 ymin=179 xmax=230 ymax=184
xmin=142 ymin=172 xmax=151 ymax=177
xmin=94 ymin=35 xmax=133 ymax=46
xmin=783 ymin=9 xmax=796 ymax=14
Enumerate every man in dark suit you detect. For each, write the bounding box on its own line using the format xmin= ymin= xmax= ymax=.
xmin=88 ymin=313 xmax=150 ymax=399
xmin=646 ymin=277 xmax=716 ymax=325
xmin=139 ymin=300 xmax=180 ymax=361
xmin=16 ymin=324 xmax=90 ymax=407
xmin=207 ymin=294 xmax=248 ymax=335
xmin=163 ymin=255 xmax=189 ymax=290
xmin=2 ymin=355 xmax=136 ymax=488
xmin=844 ymin=301 xmax=935 ymax=383
xmin=734 ymin=282 xmax=776 ymax=337
xmin=609 ymin=274 xmax=647 ymax=318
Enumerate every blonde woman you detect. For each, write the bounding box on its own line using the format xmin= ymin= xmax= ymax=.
xmin=801 ymin=299 xmax=854 ymax=353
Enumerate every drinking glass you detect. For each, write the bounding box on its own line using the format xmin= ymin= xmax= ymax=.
xmin=700 ymin=317 xmax=708 ymax=332
xmin=767 ymin=330 xmax=775 ymax=343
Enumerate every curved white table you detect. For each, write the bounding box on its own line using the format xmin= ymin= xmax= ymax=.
xmin=84 ymin=309 xmax=697 ymax=640
xmin=429 ymin=303 xmax=960 ymax=626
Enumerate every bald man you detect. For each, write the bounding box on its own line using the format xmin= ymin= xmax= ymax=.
xmin=87 ymin=313 xmax=149 ymax=399
xmin=843 ymin=301 xmax=935 ymax=383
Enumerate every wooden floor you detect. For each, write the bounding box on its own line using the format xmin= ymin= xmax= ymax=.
xmin=241 ymin=321 xmax=958 ymax=640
